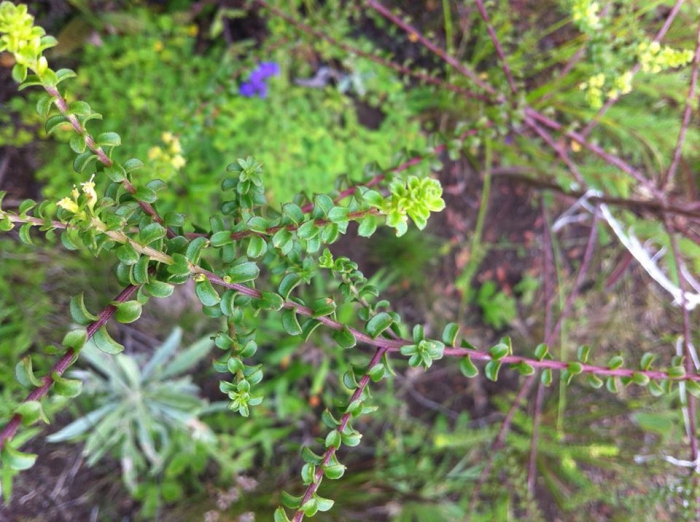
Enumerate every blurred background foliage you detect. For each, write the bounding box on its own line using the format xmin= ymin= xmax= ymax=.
xmin=1 ymin=0 xmax=699 ymax=520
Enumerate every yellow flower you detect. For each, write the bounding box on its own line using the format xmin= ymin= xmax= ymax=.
xmin=161 ymin=132 xmax=173 ymax=144
xmin=71 ymin=185 xmax=80 ymax=200
xmin=169 ymin=139 xmax=182 ymax=154
xmin=81 ymin=174 xmax=97 ymax=209
xmin=153 ymin=40 xmax=164 ymax=52
xmin=57 ymin=197 xmax=79 ymax=214
xmin=171 ymin=154 xmax=186 ymax=170
xmin=148 ymin=146 xmax=163 ymax=160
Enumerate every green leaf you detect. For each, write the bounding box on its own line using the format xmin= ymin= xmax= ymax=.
xmin=139 ymin=222 xmax=166 ymax=245
xmin=328 ymin=206 xmax=350 ymax=223
xmin=608 ymin=356 xmax=624 ymax=370
xmin=0 ymin=217 xmax=14 ymax=232
xmin=281 ymin=309 xmax=302 ymax=336
xmin=568 ymin=362 xmax=583 ymax=375
xmin=325 ymin=430 xmax=342 ymax=449
xmin=301 ymin=446 xmax=324 ymax=466
xmin=105 ymin=163 xmax=126 ymax=182
xmin=342 ymin=371 xmax=359 ymax=390
xmin=340 ymin=429 xmax=362 ymax=446
xmin=648 ymin=380 xmax=664 ymax=397
xmin=577 ymin=345 xmax=591 ymax=363
xmin=93 ymin=325 xmax=124 ymax=354
xmin=489 ymin=343 xmax=509 ymax=360
xmin=257 ymin=292 xmax=284 ymax=311
xmin=346 ymin=399 xmax=364 ymax=417
xmin=281 ymin=491 xmax=303 ymax=510
xmin=301 ymin=318 xmax=322 ymax=340
xmin=69 ymin=100 xmax=92 ymax=116
xmin=246 ymin=235 xmax=267 ymax=258
xmin=297 ymin=221 xmax=319 ymax=239
xmin=227 ymin=261 xmax=259 ymax=283
xmin=69 ymin=133 xmax=87 ymax=154
xmin=278 ymin=273 xmax=302 ymax=299
xmin=272 ymin=228 xmax=294 ymax=253
xmin=62 ymin=328 xmax=87 ymax=350
xmin=315 ymin=494 xmax=335 ymax=512
xmin=210 ymin=230 xmax=233 ymax=247
xmin=52 ymin=373 xmax=83 ymax=398
xmin=606 ymin=376 xmax=620 ymax=394
xmin=668 ymin=365 xmax=686 ymax=379
xmin=534 ymin=343 xmax=549 ymax=360
xmin=366 ymin=312 xmax=393 ymax=338
xmin=70 ymin=293 xmax=98 ymax=325
xmin=36 ymin=94 xmax=55 ymax=119
xmin=332 ymin=326 xmax=356 ymax=349
xmin=15 ymin=357 xmax=43 ymax=388
xmin=459 ymin=355 xmax=479 ymax=378
xmin=45 ymin=114 xmax=68 ymax=135
xmin=640 ymin=353 xmax=656 ymax=371
xmin=561 ymin=369 xmax=574 ymax=385
xmin=18 ymin=223 xmax=32 ymax=244
xmin=113 ymin=300 xmax=143 ymax=323
xmin=357 ymin=214 xmax=377 ymax=237
xmin=368 ymin=363 xmax=385 ymax=382
xmin=185 ymin=237 xmax=208 ymax=264
xmin=54 ymin=67 xmax=76 ymax=83
xmin=130 ymin=255 xmax=150 ymax=285
xmin=133 ymin=186 xmax=157 ymax=203
xmin=115 ymin=243 xmax=140 ymax=265
xmin=195 ymin=278 xmax=220 ymax=306
xmin=164 ymin=211 xmax=185 ymax=228
xmin=123 ymin=158 xmax=144 ymax=173
xmin=15 ymin=401 xmax=49 ymax=427
xmin=282 ymin=203 xmax=304 ymax=224
xmin=96 ymin=132 xmax=121 ymax=148
xmin=513 ymin=361 xmax=535 ymax=376
xmin=302 ymin=498 xmax=319 ymax=517
xmin=73 ymin=151 xmax=98 ymax=174
xmin=587 ymin=374 xmax=604 ymax=389
xmin=311 ymin=298 xmax=336 ymax=318
xmin=442 ymin=323 xmax=460 ymax=346
xmin=274 ymin=507 xmax=292 ymax=522
xmin=2 ymin=445 xmax=37 ymax=471
xmin=484 ymin=360 xmax=501 ymax=381
xmin=632 ymin=372 xmax=650 ymax=386
xmin=167 ymin=253 xmax=191 ymax=277
xmin=245 ymin=216 xmax=268 ymax=233
xmin=144 ymin=280 xmax=175 ymax=298
xmin=323 ymin=463 xmax=346 ymax=480
xmin=541 ymin=368 xmax=553 ymax=387
xmin=686 ymin=380 xmax=700 ymax=398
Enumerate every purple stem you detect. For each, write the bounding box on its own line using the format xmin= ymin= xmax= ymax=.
xmin=0 ymin=284 xmax=139 ymax=450
xmin=474 ymin=0 xmax=517 ymax=95
xmin=44 ymin=86 xmax=176 ymax=239
xmin=291 ymin=346 xmax=389 ymax=522
xmin=665 ymin=220 xmax=699 ymax=467
xmin=364 ymin=0 xmax=500 ymax=99
xmin=525 ymin=108 xmax=663 ymax=199
xmin=661 ymin=14 xmax=700 ymax=190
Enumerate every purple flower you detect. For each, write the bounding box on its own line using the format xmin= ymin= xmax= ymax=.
xmin=239 ymin=62 xmax=279 ymax=98
xmin=239 ymin=82 xmax=258 ymax=98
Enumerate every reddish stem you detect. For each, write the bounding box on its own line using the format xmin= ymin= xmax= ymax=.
xmin=0 ymin=284 xmax=139 ymax=450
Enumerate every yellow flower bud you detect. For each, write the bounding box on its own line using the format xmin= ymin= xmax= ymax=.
xmin=171 ymin=154 xmax=186 ymax=169
xmin=57 ymin=197 xmax=79 ymax=214
xmin=81 ymin=174 xmax=97 ymax=209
